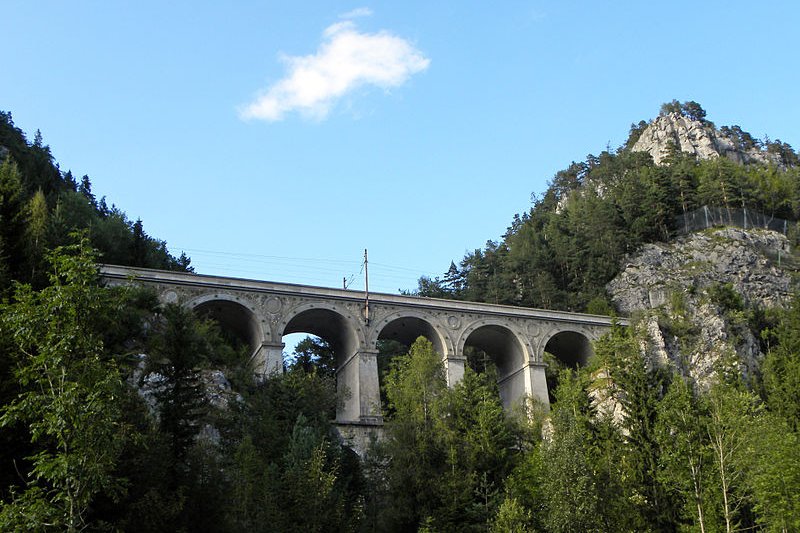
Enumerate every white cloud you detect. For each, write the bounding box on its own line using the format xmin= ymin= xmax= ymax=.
xmin=239 ymin=19 xmax=430 ymax=122
xmin=340 ymin=7 xmax=373 ymax=19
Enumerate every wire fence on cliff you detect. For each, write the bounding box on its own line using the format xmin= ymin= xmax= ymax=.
xmin=675 ymin=205 xmax=790 ymax=235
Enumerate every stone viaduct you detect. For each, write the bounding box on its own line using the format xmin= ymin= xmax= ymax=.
xmin=101 ymin=265 xmax=621 ymax=430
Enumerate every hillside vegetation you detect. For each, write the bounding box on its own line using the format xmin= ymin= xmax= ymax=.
xmin=0 ymin=111 xmax=190 ymax=293
xmin=0 ymin=103 xmax=799 ymax=532
xmin=415 ymin=100 xmax=800 ymax=314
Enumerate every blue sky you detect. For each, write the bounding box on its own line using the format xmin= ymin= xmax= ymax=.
xmin=4 ymin=1 xmax=800 ymax=295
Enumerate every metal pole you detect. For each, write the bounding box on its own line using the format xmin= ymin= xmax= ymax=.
xmin=364 ymin=249 xmax=370 ymax=325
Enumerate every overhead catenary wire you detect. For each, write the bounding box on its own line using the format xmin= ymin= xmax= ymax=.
xmin=169 ymin=245 xmax=441 ymax=293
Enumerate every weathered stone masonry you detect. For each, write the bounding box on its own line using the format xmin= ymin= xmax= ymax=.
xmin=101 ymin=265 xmax=621 ymax=428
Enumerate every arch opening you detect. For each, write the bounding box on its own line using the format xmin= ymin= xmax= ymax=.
xmin=463 ymin=325 xmax=526 ymax=409
xmin=283 ymin=334 xmax=336 ymax=377
xmin=377 ymin=316 xmax=444 ymax=355
xmin=376 ymin=316 xmax=445 ymax=409
xmin=283 ymin=308 xmax=359 ymax=367
xmin=544 ymin=330 xmax=593 ymax=368
xmin=192 ymin=299 xmax=261 ymax=355
xmin=282 ymin=308 xmax=362 ymax=422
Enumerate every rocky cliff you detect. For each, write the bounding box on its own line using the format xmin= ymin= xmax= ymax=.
xmin=630 ymin=111 xmax=782 ymax=166
xmin=606 ymin=227 xmax=796 ymax=386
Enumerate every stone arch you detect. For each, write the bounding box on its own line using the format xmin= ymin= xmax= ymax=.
xmin=456 ymin=320 xmax=532 ymax=368
xmin=185 ymin=292 xmax=267 ymax=354
xmin=541 ymin=328 xmax=595 ymax=367
xmin=280 ymin=302 xmax=375 ymax=423
xmin=373 ymin=310 xmax=452 ymax=357
xmin=279 ymin=302 xmax=366 ymax=361
xmin=457 ymin=320 xmax=531 ymax=408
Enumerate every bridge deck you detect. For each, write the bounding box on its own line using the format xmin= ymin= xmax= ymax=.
xmin=99 ymin=264 xmax=624 ymax=327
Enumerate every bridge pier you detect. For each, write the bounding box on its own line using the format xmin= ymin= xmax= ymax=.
xmin=444 ymin=355 xmax=466 ymax=387
xmin=336 ymin=348 xmax=383 ymax=425
xmin=252 ymin=342 xmax=284 ymax=379
xmin=445 ymin=354 xmax=548 ymax=411
xmin=524 ymin=362 xmax=549 ymax=407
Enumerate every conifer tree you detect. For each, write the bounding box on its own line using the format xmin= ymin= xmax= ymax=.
xmin=146 ymin=303 xmax=210 ymax=465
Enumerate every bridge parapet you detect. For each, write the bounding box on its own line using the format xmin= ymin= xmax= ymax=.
xmin=100 ymin=265 xmax=624 ymax=425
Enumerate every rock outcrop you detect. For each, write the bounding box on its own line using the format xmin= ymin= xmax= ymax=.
xmin=631 ymin=112 xmax=782 ymax=166
xmin=607 ymin=227 xmax=795 ymax=387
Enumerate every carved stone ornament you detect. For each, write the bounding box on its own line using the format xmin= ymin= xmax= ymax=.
xmin=265 ymin=296 xmax=282 ymax=314
xmin=447 ymin=315 xmax=461 ymax=330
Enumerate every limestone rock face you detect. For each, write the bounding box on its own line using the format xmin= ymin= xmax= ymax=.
xmin=130 ymin=354 xmax=242 ymax=418
xmin=631 ymin=112 xmax=781 ymax=166
xmin=607 ymin=228 xmax=794 ymax=386
xmin=609 ymin=228 xmax=792 ymax=313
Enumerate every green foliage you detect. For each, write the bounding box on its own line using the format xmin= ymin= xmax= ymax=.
xmin=146 ymin=304 xmax=214 ymax=464
xmin=705 ymin=381 xmax=758 ymax=532
xmin=0 ymin=239 xmax=127 ymax=531
xmin=0 ymin=110 xmax=191 ymax=294
xmin=374 ymin=337 xmax=524 ymax=531
xmin=538 ymin=369 xmax=604 ymax=533
xmin=503 ymin=450 xmax=547 ymax=532
xmin=0 ymin=158 xmax=25 ymax=288
xmin=656 ymin=376 xmax=714 ymax=531
xmin=625 ymin=119 xmax=649 ymax=149
xmin=491 ymin=496 xmax=532 ymax=533
xmin=660 ymin=99 xmax=709 ymax=123
xmin=595 ymin=324 xmax=681 ymax=532
xmin=762 ymin=294 xmax=800 ymax=431
xmin=418 ymin=103 xmax=798 ymax=314
xmin=740 ymin=411 xmax=800 ymax=532
xmin=221 ymin=363 xmax=363 ymax=533
xmin=288 ymin=335 xmax=336 ymax=378
xmin=378 ymin=337 xmax=447 ymax=530
xmin=706 ymin=282 xmax=745 ymax=317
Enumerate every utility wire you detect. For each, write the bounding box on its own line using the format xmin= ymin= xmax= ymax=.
xmin=172 ymin=245 xmax=441 ymax=292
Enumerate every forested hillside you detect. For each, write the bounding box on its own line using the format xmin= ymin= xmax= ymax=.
xmin=0 ymin=111 xmax=190 ymax=293
xmin=415 ymin=101 xmax=800 ymax=313
xmin=1 ymin=103 xmax=799 ymax=532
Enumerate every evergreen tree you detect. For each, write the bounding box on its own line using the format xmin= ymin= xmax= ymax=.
xmin=0 ymin=158 xmax=25 ymax=285
xmin=539 ymin=369 xmax=603 ymax=533
xmin=380 ymin=337 xmax=448 ymax=530
xmin=146 ymin=303 xmax=210 ymax=466
xmin=595 ymin=325 xmax=680 ymax=531
xmin=762 ymin=295 xmax=800 ymax=430
xmin=288 ymin=336 xmax=336 ymax=378
xmin=740 ymin=411 xmax=800 ymax=532
xmin=131 ymin=218 xmax=148 ymax=267
xmin=656 ymin=376 xmax=713 ymax=532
